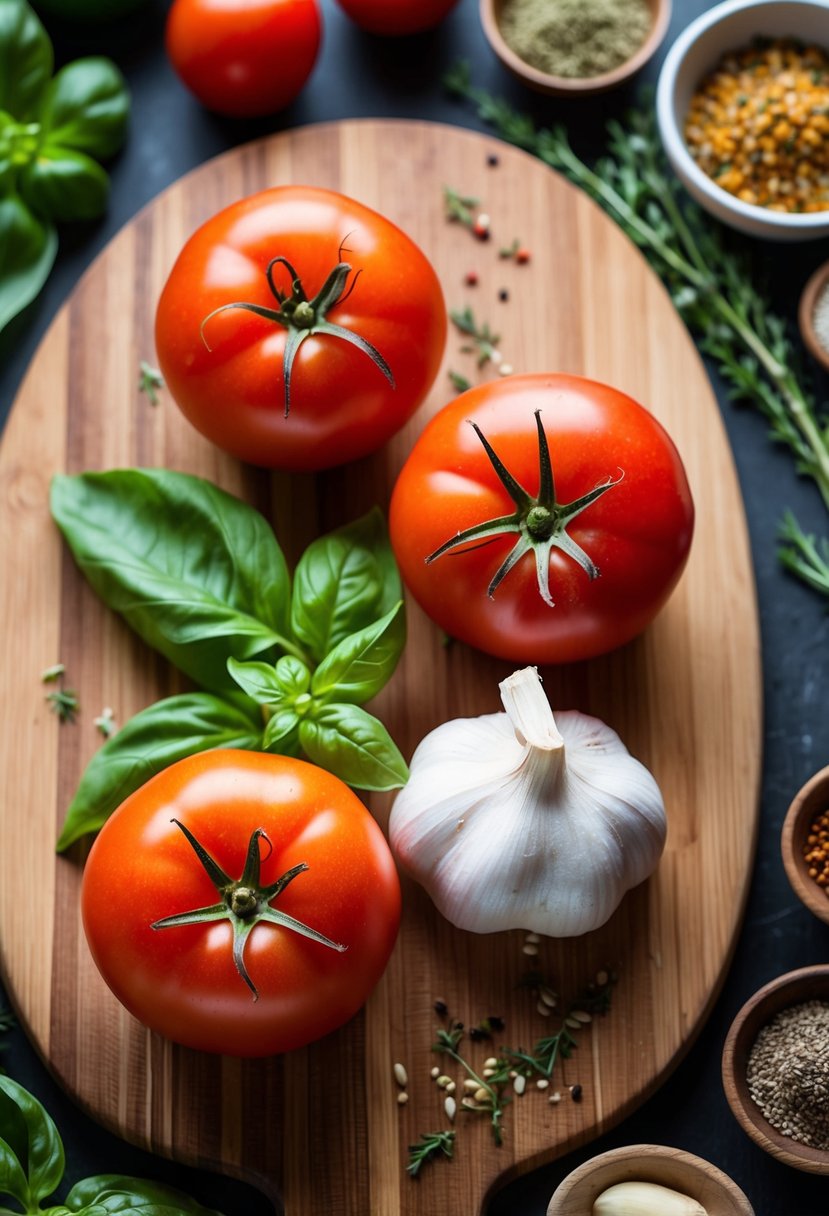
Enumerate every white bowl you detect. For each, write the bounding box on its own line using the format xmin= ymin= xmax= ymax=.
xmin=656 ymin=0 xmax=829 ymax=241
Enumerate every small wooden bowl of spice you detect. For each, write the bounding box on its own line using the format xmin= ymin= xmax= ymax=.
xmin=799 ymin=261 xmax=829 ymax=375
xmin=480 ymin=0 xmax=672 ymax=96
xmin=548 ymin=1143 xmax=754 ymax=1214
xmin=722 ymin=966 xmax=829 ymax=1174
xmin=782 ymin=764 xmax=829 ymax=925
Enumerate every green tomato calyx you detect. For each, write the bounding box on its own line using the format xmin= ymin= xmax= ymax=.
xmin=200 ymin=249 xmax=395 ymax=418
xmin=151 ymin=818 xmax=346 ymax=1001
xmin=426 ymin=410 xmax=623 ymax=608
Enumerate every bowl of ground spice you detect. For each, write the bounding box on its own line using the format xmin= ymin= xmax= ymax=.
xmin=799 ymin=260 xmax=829 ymax=373
xmin=656 ymin=0 xmax=829 ymax=240
xmin=781 ymin=763 xmax=829 ymax=924
xmin=480 ymin=0 xmax=671 ymax=95
xmin=722 ymin=965 xmax=829 ymax=1173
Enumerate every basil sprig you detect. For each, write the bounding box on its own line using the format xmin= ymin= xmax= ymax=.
xmin=0 ymin=0 xmax=130 ymax=333
xmin=51 ymin=470 xmax=408 ymax=851
xmin=0 ymin=1075 xmax=222 ymax=1215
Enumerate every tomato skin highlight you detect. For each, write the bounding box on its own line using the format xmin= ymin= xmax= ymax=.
xmin=155 ymin=186 xmax=447 ymax=472
xmin=334 ymin=0 xmax=461 ymax=34
xmin=81 ymin=750 xmax=401 ymax=1057
xmin=389 ymin=374 xmax=695 ymax=665
xmin=165 ymin=0 xmax=322 ymax=118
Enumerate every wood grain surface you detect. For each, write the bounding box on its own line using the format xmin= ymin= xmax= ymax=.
xmin=0 ymin=120 xmax=761 ymax=1215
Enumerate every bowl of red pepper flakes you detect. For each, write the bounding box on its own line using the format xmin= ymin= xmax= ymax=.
xmin=782 ymin=764 xmax=829 ymax=926
xmin=656 ymin=0 xmax=829 ymax=241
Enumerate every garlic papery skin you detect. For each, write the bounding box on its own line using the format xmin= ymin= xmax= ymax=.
xmin=389 ymin=666 xmax=666 ymax=936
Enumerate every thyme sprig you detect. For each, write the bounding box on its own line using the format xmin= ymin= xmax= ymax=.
xmin=433 ymin=1023 xmax=511 ymax=1145
xmin=444 ymin=186 xmax=480 ymax=228
xmin=444 ymin=62 xmax=829 ymax=594
xmin=497 ymin=972 xmax=616 ymax=1083
xmin=138 ymin=360 xmax=164 ymax=406
xmin=406 ymin=1130 xmax=456 ymax=1177
xmin=42 ymin=664 xmax=79 ymax=723
xmin=450 ymin=306 xmax=501 ymax=367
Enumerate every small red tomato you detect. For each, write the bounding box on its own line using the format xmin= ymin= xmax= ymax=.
xmin=155 ymin=185 xmax=447 ymax=472
xmin=165 ymin=0 xmax=322 ymax=118
xmin=81 ymin=750 xmax=401 ymax=1057
xmin=389 ymin=373 xmax=694 ymax=665
xmin=334 ymin=0 xmax=460 ymax=35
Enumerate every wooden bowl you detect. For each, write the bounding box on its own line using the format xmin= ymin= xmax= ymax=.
xmin=547 ymin=1144 xmax=754 ymax=1214
xmin=781 ymin=764 xmax=829 ymax=926
xmin=722 ymin=966 xmax=829 ymax=1174
xmin=798 ymin=261 xmax=829 ymax=374
xmin=479 ymin=0 xmax=671 ymax=96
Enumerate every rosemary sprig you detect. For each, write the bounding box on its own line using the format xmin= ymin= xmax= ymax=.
xmin=450 ymin=306 xmax=501 ymax=368
xmin=47 ymin=689 xmax=80 ymax=723
xmin=778 ymin=511 xmax=829 ymax=593
xmin=138 ymin=360 xmax=164 ymax=406
xmin=407 ymin=1130 xmax=456 ymax=1177
xmin=444 ymin=63 xmax=829 ymax=594
xmin=434 ymin=1024 xmax=510 ymax=1145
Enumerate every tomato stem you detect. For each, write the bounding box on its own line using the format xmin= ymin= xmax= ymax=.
xmin=151 ymin=819 xmax=346 ymax=1001
xmin=199 ymin=251 xmax=395 ymax=418
xmin=425 ymin=410 xmax=623 ymax=608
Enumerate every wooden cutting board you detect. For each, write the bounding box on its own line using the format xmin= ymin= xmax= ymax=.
xmin=0 ymin=121 xmax=761 ymax=1215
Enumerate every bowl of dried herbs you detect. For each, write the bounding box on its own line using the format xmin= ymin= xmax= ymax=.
xmin=479 ymin=0 xmax=671 ymax=96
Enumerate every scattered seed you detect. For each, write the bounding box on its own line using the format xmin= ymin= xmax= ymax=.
xmin=490 ymin=349 xmax=502 ymax=365
xmin=462 ymin=1096 xmax=480 ymax=1110
xmin=394 ymin=1062 xmax=408 ymax=1088
xmin=540 ymin=987 xmax=558 ymax=1008
xmin=549 ymin=1090 xmax=562 ymax=1104
xmin=484 ymin=1057 xmax=499 ymax=1069
xmin=436 ymin=1074 xmax=451 ymax=1089
xmin=397 ymin=1091 xmax=409 ymax=1106
xmin=596 ymin=970 xmax=609 ymax=986
xmin=483 ymin=1068 xmax=496 ymax=1078
xmin=536 ymin=1000 xmax=551 ymax=1018
xmin=445 ymin=1095 xmax=457 ymax=1122
xmin=473 ymin=213 xmax=491 ymax=240
xmin=513 ymin=1074 xmax=527 ymax=1096
xmin=536 ymin=1079 xmax=550 ymax=1090
xmin=565 ymin=1016 xmax=583 ymax=1030
xmin=570 ymin=1084 xmax=583 ymax=1102
xmin=430 ymin=1066 xmax=440 ymax=1079
xmin=462 ymin=1078 xmax=478 ymax=1093
xmin=474 ymin=1087 xmax=490 ymax=1103
xmin=524 ymin=932 xmax=540 ymax=944
xmin=498 ymin=362 xmax=514 ymax=376
xmin=446 ymin=1080 xmax=456 ymax=1094
xmin=509 ymin=1070 xmax=518 ymax=1079
xmin=571 ymin=1010 xmax=593 ymax=1024
xmin=522 ymin=943 xmax=539 ymax=956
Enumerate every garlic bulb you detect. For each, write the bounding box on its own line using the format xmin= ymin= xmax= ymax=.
xmin=389 ymin=666 xmax=666 ymax=936
xmin=593 ymin=1181 xmax=708 ymax=1216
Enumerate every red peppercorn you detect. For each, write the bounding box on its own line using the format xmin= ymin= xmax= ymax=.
xmin=464 ymin=271 xmax=479 ymax=287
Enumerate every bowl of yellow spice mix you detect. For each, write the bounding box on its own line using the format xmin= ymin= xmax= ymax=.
xmin=657 ymin=0 xmax=829 ymax=239
xmin=480 ymin=0 xmax=671 ymax=94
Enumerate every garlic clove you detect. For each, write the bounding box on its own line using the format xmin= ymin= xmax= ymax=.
xmin=592 ymin=1180 xmax=708 ymax=1216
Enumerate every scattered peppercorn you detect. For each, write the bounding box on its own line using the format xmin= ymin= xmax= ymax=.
xmin=472 ymin=213 xmax=491 ymax=240
xmin=685 ymin=39 xmax=829 ymax=213
xmin=433 ymin=998 xmax=448 ymax=1016
xmin=515 ymin=247 xmax=531 ymax=264
xmin=498 ymin=288 xmax=509 ymax=302
xmin=570 ymin=1083 xmax=583 ymax=1102
xmin=464 ymin=271 xmax=479 ymax=286
xmin=487 ymin=153 xmax=500 ymax=166
xmin=803 ymin=807 xmax=829 ymax=892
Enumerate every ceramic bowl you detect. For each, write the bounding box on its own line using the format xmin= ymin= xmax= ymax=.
xmin=722 ymin=966 xmax=829 ymax=1173
xmin=798 ymin=261 xmax=829 ymax=374
xmin=547 ymin=1143 xmax=754 ymax=1214
xmin=656 ymin=0 xmax=829 ymax=241
xmin=479 ymin=0 xmax=672 ymax=96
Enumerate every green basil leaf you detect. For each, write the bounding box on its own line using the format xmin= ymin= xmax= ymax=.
xmin=0 ymin=1076 xmax=63 ymax=1206
xmin=64 ymin=1175 xmax=222 ymax=1214
xmin=56 ymin=693 xmax=263 ymax=851
xmin=311 ymin=601 xmax=405 ymax=704
xmin=262 ymin=708 xmax=300 ymax=752
xmin=0 ymin=1 xmax=52 ymax=119
xmin=38 ymin=57 xmax=129 ymax=159
xmin=50 ymin=470 xmax=294 ymax=693
xmin=273 ymin=655 xmax=311 ymax=696
xmin=0 ymin=194 xmax=57 ymax=333
xmin=290 ymin=507 xmax=401 ymax=663
xmin=299 ymin=704 xmax=408 ymax=791
xmin=19 ymin=145 xmax=108 ymax=222
xmin=227 ymin=654 xmax=312 ymax=706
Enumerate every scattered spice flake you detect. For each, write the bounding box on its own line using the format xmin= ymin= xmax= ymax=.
xmin=450 ymin=306 xmax=501 ymax=368
xmin=139 ymin=361 xmax=164 ymax=406
xmin=448 ymin=369 xmax=472 ymax=393
xmin=41 ymin=663 xmax=65 ymax=683
xmin=499 ymin=238 xmax=520 ymax=258
xmin=47 ymin=688 xmax=80 ymax=723
xmin=407 ymin=1130 xmax=456 ymax=1178
xmin=94 ymin=706 xmax=117 ymax=739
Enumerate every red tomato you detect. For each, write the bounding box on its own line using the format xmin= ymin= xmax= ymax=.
xmin=81 ymin=750 xmax=401 ymax=1057
xmin=334 ymin=0 xmax=460 ymax=34
xmin=165 ymin=0 xmax=321 ymax=118
xmin=389 ymin=374 xmax=694 ymax=664
xmin=155 ymin=186 xmax=447 ymax=471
